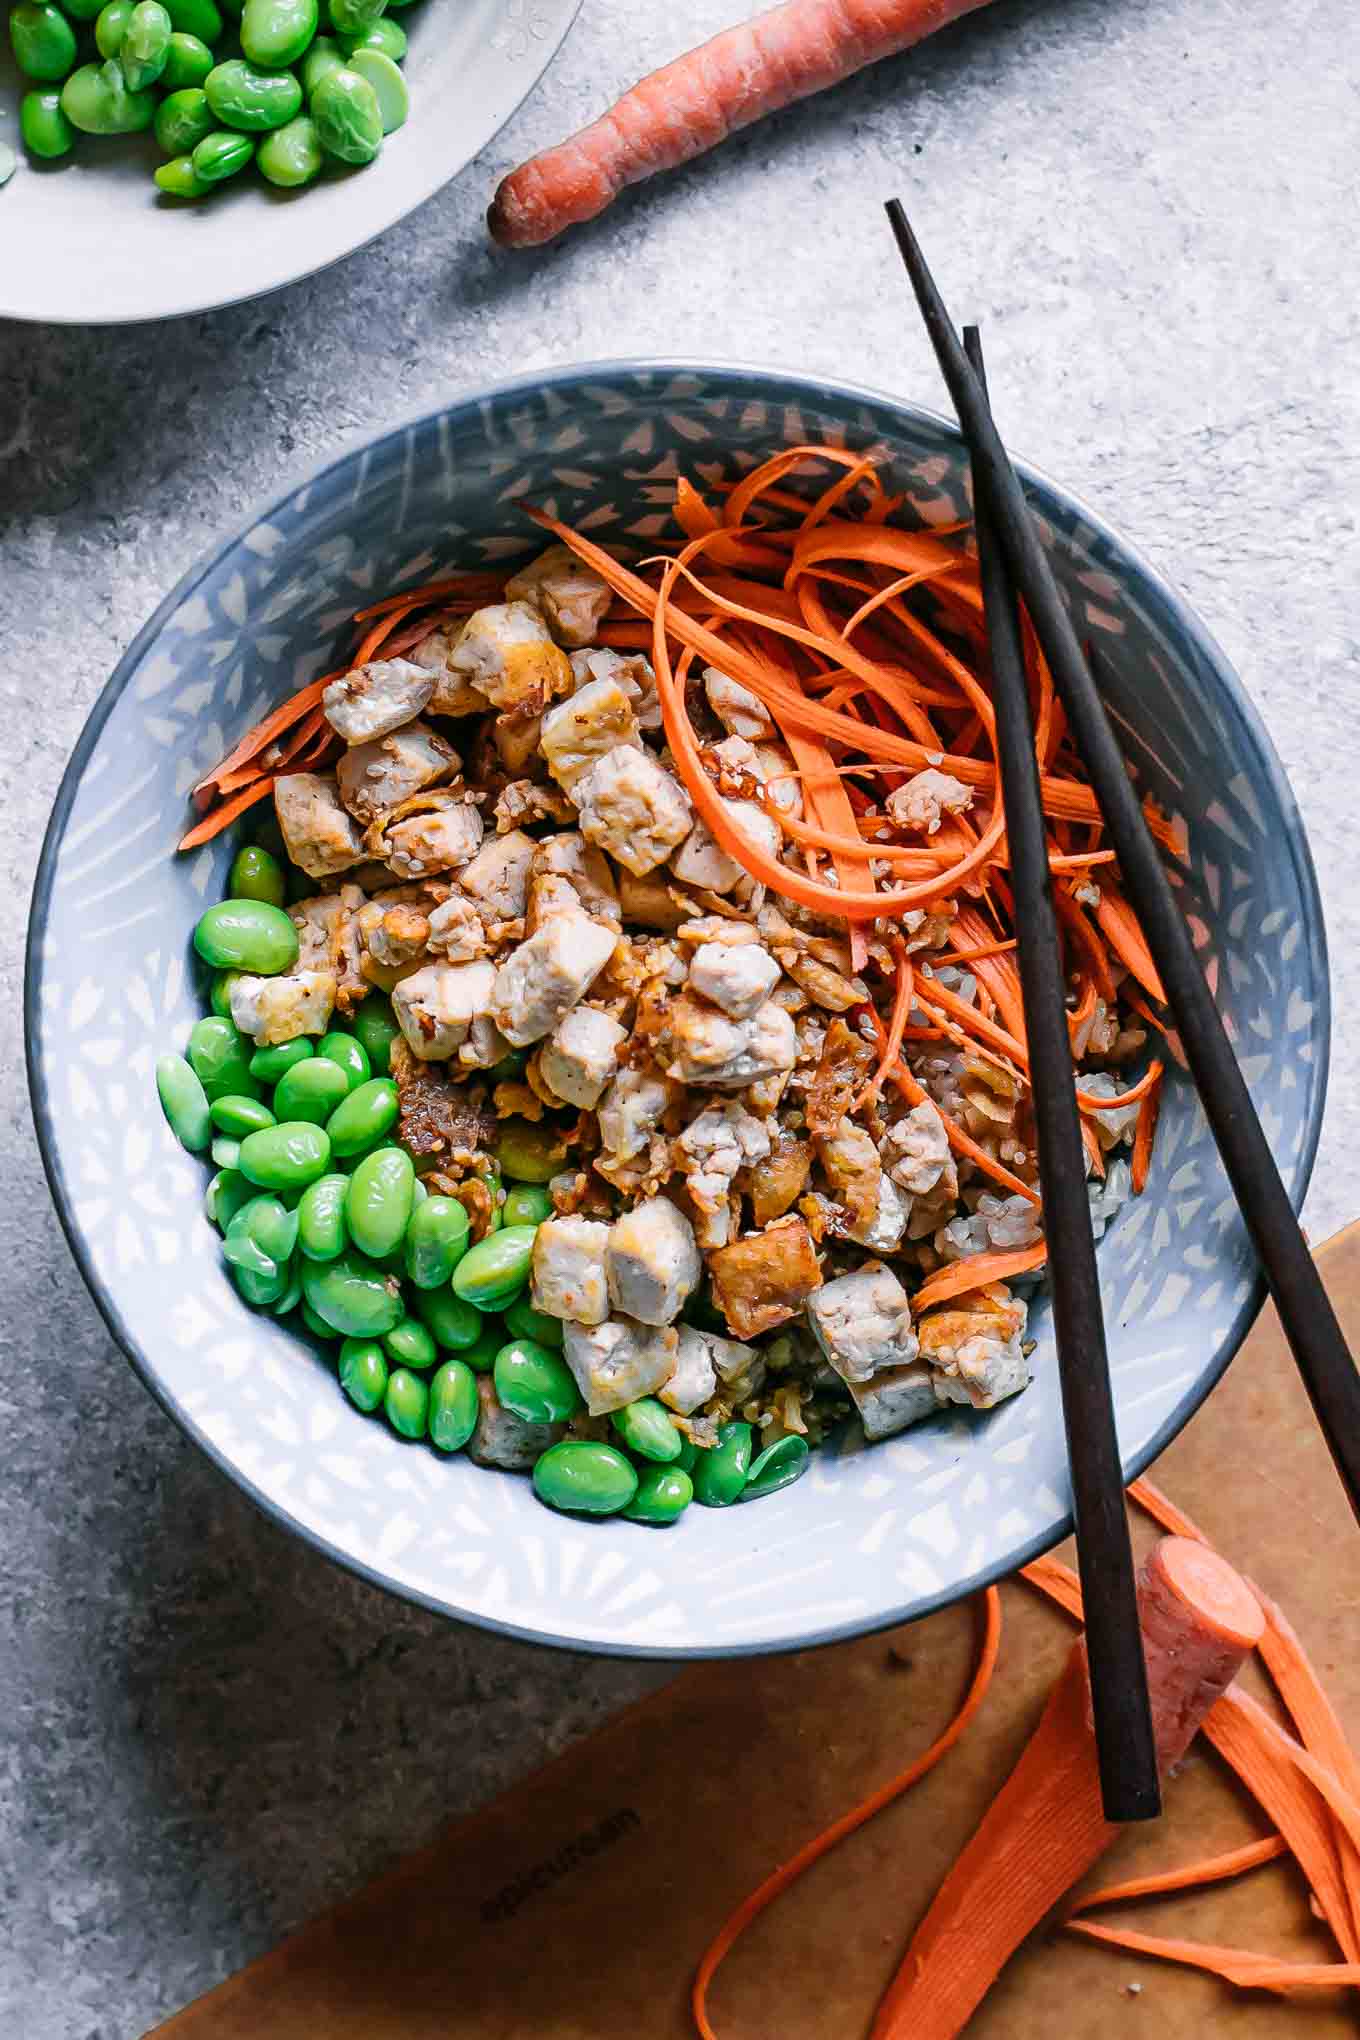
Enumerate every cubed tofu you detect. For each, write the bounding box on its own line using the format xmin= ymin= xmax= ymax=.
xmin=383 ymin=800 xmax=484 ymax=880
xmin=322 ymin=658 xmax=435 ymax=745
xmin=659 ymin=995 xmax=797 ymax=1089
xmin=532 ymin=831 xmax=621 ymax=925
xmin=391 ymin=959 xmax=502 ymax=1065
xmin=919 ymin=1297 xmax=1030 ymax=1411
xmin=570 ymin=646 xmax=661 ymax=729
xmin=335 ymin=721 xmax=457 ymax=828
xmin=572 ymin=746 xmax=693 ymax=876
xmin=539 ymin=678 xmax=640 ymax=792
xmin=539 ymin=1004 xmax=627 ymax=1108
xmin=273 ymin=772 xmax=366 ymax=878
xmin=425 ymin=894 xmax=487 ymax=961
xmin=355 ymin=898 xmax=431 ymax=969
xmin=561 ymin=1317 xmax=679 ymax=1416
xmin=449 ymin=600 xmax=573 ymax=710
xmin=707 ymin=1217 xmax=822 ymax=1340
xmin=616 ymin=869 xmax=697 ymax=932
xmin=677 ymin=1102 xmax=772 ymax=1249
xmin=457 ymin=828 xmax=537 ymax=921
xmin=468 ymin=1374 xmax=564 ymax=1469
xmin=704 ymin=667 xmax=775 ymax=741
xmin=849 ymin=1363 xmax=939 ymax=1440
xmin=807 ymin=1264 xmax=918 ymax=1385
xmin=850 ymin=1173 xmax=910 ymax=1253
xmin=406 ymin=624 xmax=490 ymax=717
xmin=490 ymin=913 xmax=618 ymax=1046
xmin=530 ymin=1215 xmax=611 ymax=1326
xmin=505 ymin=544 xmax=612 ymax=649
xmin=882 ymin=1099 xmax=955 ymax=1196
xmin=671 ymin=799 xmax=780 ymax=893
xmin=596 ymin=1066 xmax=676 ymax=1166
xmin=658 ymin=1326 xmax=719 ymax=1415
xmin=688 ymin=939 xmax=781 ymax=1019
xmin=229 ymin=970 xmax=336 ymax=1046
xmin=605 ymin=1196 xmax=701 ymax=1326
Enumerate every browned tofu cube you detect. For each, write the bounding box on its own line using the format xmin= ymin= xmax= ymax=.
xmin=706 ymin=1216 xmax=822 ymax=1339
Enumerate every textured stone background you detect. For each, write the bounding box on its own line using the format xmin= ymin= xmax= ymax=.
xmin=2 ymin=0 xmax=1358 ymax=2032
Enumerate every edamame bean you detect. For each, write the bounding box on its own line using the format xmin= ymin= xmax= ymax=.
xmin=206 ymin=57 xmax=302 ymax=130
xmin=223 ymin=1228 xmax=278 ymax=1280
xmin=673 ymin=1435 xmax=698 ymax=1476
xmin=494 ymin=1340 xmax=582 ymax=1426
xmin=240 ymin=0 xmax=316 ymax=66
xmin=403 ymin=1196 xmax=470 ymax=1290
xmin=451 ymin=1226 xmax=537 ymax=1311
xmin=94 ymin=0 xmax=132 ymax=55
xmin=119 ymin=3 xmax=171 ymax=92
xmin=210 ymin=1092 xmax=276 ymax=1138
xmin=193 ymin=898 xmax=298 ymax=973
xmin=346 ymin=1146 xmax=413 ymax=1259
xmin=301 ymin=1299 xmax=338 ymax=1340
xmin=61 ymin=58 xmax=155 ymax=131
xmin=163 ymin=0 xmax=221 ymax=36
xmin=384 ymin=1366 xmax=428 ymax=1440
xmin=158 ymin=146 xmax=211 ymax=194
xmin=187 ymin=1014 xmax=255 ymax=1101
xmin=346 ymin=46 xmax=405 ymax=131
xmin=325 ymin=0 xmax=383 ymax=34
xmin=231 ymin=1258 xmax=290 ymax=1309
xmin=310 ymin=64 xmax=381 ymax=164
xmin=270 ymin=1260 xmax=303 ymax=1316
xmin=227 ymin=841 xmax=287 ymax=906
xmin=61 ymin=0 xmax=106 ymax=18
xmin=299 ymin=32 xmax=343 ymax=92
xmin=326 ymin=1076 xmax=398 ymax=1157
xmin=461 ymin=1325 xmax=505 ymax=1374
xmin=273 ymin=1056 xmax=348 ymax=1125
xmin=212 ymin=1135 xmax=242 ymax=1169
xmin=502 ymin=1293 xmax=563 ymax=1348
xmin=428 ymin=1359 xmax=478 ymax=1453
xmin=249 ymin=1037 xmax=312 ymax=1085
xmin=412 ymin=1285 xmax=484 ymax=1351
xmin=205 ymin=1167 xmax=252 ymax=1231
xmin=741 ymin=1434 xmax=810 ymax=1500
xmin=501 ymin=1184 xmax=554 ymax=1230
xmin=156 ymin=1053 xmax=211 ymax=1152
xmin=231 ymin=1194 xmax=298 ymax=1266
xmin=10 ymin=4 xmax=78 ymax=83
xmin=238 ymin=1120 xmax=331 ymax=1191
xmin=297 ymin=1173 xmax=349 ymax=1261
xmin=350 ymin=999 xmax=398 ymax=1075
xmin=384 ymin=1316 xmax=437 ymax=1371
xmin=532 ymin=1443 xmax=637 ymax=1518
xmin=611 ymin=1397 xmax=682 ymax=1464
xmin=692 ymin=1421 xmax=753 ymax=1507
xmin=339 ymin=1336 xmax=388 ymax=1412
xmin=301 ymin=1250 xmax=402 ymax=1337
xmin=496 ymin=1118 xmax=567 ymax=1185
xmin=161 ymin=29 xmax=212 ymax=85
xmin=315 ymin=1030 xmax=368 ymax=1092
xmin=338 ymin=15 xmax=402 ymax=58
xmin=210 ymin=969 xmax=243 ymax=1019
xmin=623 ymin=1465 xmax=693 ymax=1526
xmin=20 ymin=87 xmax=75 ymax=155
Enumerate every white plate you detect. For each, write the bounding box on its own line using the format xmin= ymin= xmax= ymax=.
xmin=0 ymin=0 xmax=579 ymax=324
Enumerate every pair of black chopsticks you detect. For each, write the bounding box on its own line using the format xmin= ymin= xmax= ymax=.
xmin=886 ymin=198 xmax=1360 ymax=1824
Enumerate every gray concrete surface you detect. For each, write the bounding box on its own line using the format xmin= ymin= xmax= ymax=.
xmin=2 ymin=0 xmax=1358 ymax=2031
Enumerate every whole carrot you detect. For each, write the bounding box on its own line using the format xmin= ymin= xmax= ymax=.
xmin=488 ymin=0 xmax=997 ymax=248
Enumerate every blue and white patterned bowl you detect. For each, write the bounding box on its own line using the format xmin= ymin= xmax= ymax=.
xmin=26 ymin=362 xmax=1328 ymax=1658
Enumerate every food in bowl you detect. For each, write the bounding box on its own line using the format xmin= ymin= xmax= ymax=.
xmin=158 ymin=445 xmax=1166 ymax=1525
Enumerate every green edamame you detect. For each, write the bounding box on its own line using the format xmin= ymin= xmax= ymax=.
xmin=223 ymin=1226 xmax=276 ymax=1280
xmin=692 ymin=1421 xmax=753 ymax=1507
xmin=206 ymin=58 xmax=302 ymax=131
xmin=10 ymin=4 xmax=78 ymax=83
xmin=339 ymin=1337 xmax=388 ymax=1412
xmin=211 ymin=1135 xmax=242 ymax=1170
xmin=404 ymin=1196 xmax=470 ymax=1290
xmin=673 ymin=1436 xmax=698 ymax=1476
xmin=384 ymin=1317 xmax=437 ymax=1372
xmin=496 ymin=1118 xmax=566 ymax=1185
xmin=297 ymin=1173 xmax=349 ymax=1261
xmin=119 ymin=3 xmax=171 ymax=92
xmin=273 ymin=1056 xmax=348 ymax=1125
xmin=384 ymin=1366 xmax=428 ymax=1440
xmin=20 ymin=88 xmax=75 ymax=155
xmin=611 ymin=1397 xmax=682 ymax=1464
xmin=460 ymin=1325 xmax=505 ymax=1374
xmin=301 ymin=1299 xmax=338 ymax=1341
xmin=61 ymin=59 xmax=155 ymax=132
xmin=350 ymin=999 xmax=399 ymax=1075
xmin=315 ymin=1030 xmax=369 ymax=1092
xmin=532 ymin=1443 xmax=637 ymax=1518
xmin=231 ymin=1258 xmax=290 ymax=1309
xmin=345 ymin=46 xmax=405 ymax=132
xmin=338 ymin=15 xmax=402 ymax=58
xmin=61 ymin=0 xmax=106 ymax=18
xmin=270 ymin=1260 xmax=303 ymax=1317
xmin=210 ymin=971 xmax=243 ymax=1020
xmin=187 ymin=1015 xmax=255 ymax=1100
xmin=163 ymin=0 xmax=221 ymax=36
xmin=160 ymin=29 xmax=213 ymax=85
xmin=301 ymin=1251 xmax=402 ymax=1337
xmin=227 ymin=842 xmax=287 ymax=906
xmin=230 ymin=1194 xmax=298 ymax=1266
xmin=501 ymin=1184 xmax=554 ymax=1231
xmin=326 ymin=1076 xmax=399 ymax=1156
xmin=623 ymin=1466 xmax=693 ymax=1526
xmin=258 ymin=114 xmax=323 ymax=188
xmin=501 ymin=1293 xmax=563 ymax=1348
xmin=310 ymin=64 xmax=382 ymax=164
xmin=249 ymin=1037 xmax=311 ymax=1084
xmin=300 ymin=32 xmax=343 ymax=92
xmin=157 ymin=145 xmax=211 ymax=195
xmin=93 ymin=0 xmax=132 ymax=55
xmin=346 ymin=1146 xmax=414 ymax=1259
xmin=428 ymin=1359 xmax=478 ymax=1453
xmin=451 ymin=1226 xmax=537 ymax=1311
xmin=156 ymin=1053 xmax=211 ymax=1152
xmin=412 ymin=1286 xmax=484 ymax=1352
xmin=325 ymin=0 xmax=383 ymax=34
xmin=239 ymin=0 xmax=316 ymax=66
xmin=205 ymin=1167 xmax=252 ymax=1231
xmin=494 ymin=1340 xmax=582 ymax=1426
xmin=209 ymin=1092 xmax=276 ymax=1138
xmin=193 ymin=898 xmax=298 ymax=973
xmin=741 ymin=1434 xmax=810 ymax=1500
xmin=237 ymin=1120 xmax=331 ymax=1191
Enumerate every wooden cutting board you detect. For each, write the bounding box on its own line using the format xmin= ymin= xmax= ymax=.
xmin=154 ymin=1226 xmax=1360 ymax=2038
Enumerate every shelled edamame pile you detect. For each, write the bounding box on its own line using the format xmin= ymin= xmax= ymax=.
xmin=6 ymin=0 xmax=415 ymax=196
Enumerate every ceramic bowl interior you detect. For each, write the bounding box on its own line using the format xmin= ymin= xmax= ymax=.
xmin=27 ymin=362 xmax=1328 ymax=1656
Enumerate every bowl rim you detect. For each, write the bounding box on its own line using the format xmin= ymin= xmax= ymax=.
xmin=24 ymin=356 xmax=1331 ymax=1659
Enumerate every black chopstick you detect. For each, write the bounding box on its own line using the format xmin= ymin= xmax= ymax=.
xmin=886 ymin=198 xmax=1360 ymax=1525
xmin=963 ymin=323 xmax=1160 ymax=1823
